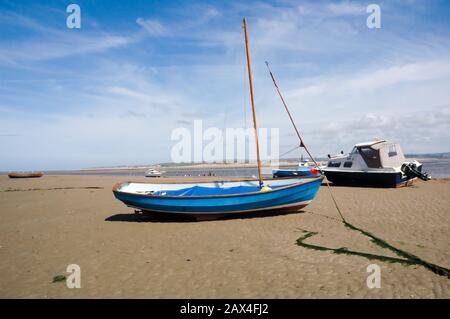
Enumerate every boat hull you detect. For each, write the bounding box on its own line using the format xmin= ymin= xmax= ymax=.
xmin=323 ymin=170 xmax=416 ymax=188
xmin=8 ymin=172 xmax=43 ymax=179
xmin=273 ymin=169 xmax=318 ymax=178
xmin=113 ymin=177 xmax=323 ymax=215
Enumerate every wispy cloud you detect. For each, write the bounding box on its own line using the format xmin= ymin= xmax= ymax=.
xmin=0 ymin=35 xmax=132 ymax=64
xmin=136 ymin=18 xmax=166 ymax=36
xmin=107 ymin=86 xmax=176 ymax=111
xmin=303 ymin=106 xmax=450 ymax=155
xmin=287 ymin=60 xmax=450 ymax=100
xmin=324 ymin=1 xmax=366 ymax=16
xmin=120 ymin=110 xmax=146 ymax=118
xmin=0 ymin=11 xmax=134 ymax=64
xmin=136 ymin=7 xmax=221 ymax=40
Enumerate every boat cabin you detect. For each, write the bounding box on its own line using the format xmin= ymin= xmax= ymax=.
xmin=327 ymin=140 xmax=406 ymax=170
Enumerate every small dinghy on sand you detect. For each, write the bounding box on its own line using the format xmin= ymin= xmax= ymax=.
xmin=113 ymin=18 xmax=323 ymax=220
xmin=8 ymin=172 xmax=43 ymax=179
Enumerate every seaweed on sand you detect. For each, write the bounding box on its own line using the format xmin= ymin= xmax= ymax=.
xmin=52 ymin=275 xmax=66 ymax=283
xmin=296 ymin=220 xmax=450 ymax=279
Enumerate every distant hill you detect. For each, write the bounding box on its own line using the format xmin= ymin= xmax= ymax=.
xmin=405 ymin=152 xmax=450 ymax=159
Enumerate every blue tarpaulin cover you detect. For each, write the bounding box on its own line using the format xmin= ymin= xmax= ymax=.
xmin=153 ymin=184 xmax=284 ymax=196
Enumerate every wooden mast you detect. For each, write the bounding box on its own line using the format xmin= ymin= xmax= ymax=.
xmin=243 ymin=17 xmax=263 ymax=188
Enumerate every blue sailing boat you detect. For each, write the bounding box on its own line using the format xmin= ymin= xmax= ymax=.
xmin=113 ymin=177 xmax=322 ymax=217
xmin=113 ymin=17 xmax=323 ymax=219
xmin=273 ymin=155 xmax=321 ymax=178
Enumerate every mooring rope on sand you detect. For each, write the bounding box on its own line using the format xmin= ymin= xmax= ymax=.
xmin=265 ymin=61 xmax=450 ymax=279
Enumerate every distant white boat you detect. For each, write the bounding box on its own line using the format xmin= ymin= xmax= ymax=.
xmin=145 ymin=169 xmax=164 ymax=178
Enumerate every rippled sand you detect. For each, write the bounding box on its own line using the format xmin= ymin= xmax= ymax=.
xmin=0 ymin=175 xmax=449 ymax=298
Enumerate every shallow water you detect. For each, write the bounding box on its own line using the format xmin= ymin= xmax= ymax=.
xmin=36 ymin=159 xmax=450 ymax=178
xmin=421 ymin=159 xmax=450 ymax=178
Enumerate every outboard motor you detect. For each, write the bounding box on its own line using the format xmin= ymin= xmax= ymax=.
xmin=401 ymin=162 xmax=431 ymax=181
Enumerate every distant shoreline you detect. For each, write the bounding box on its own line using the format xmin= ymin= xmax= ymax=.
xmin=1 ymin=154 xmax=448 ymax=174
xmin=81 ymin=153 xmax=450 ymax=171
xmin=82 ymin=160 xmax=304 ymax=171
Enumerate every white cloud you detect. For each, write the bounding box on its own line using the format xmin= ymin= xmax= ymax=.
xmin=107 ymin=86 xmax=176 ymax=111
xmin=325 ymin=1 xmax=366 ymax=16
xmin=288 ymin=60 xmax=450 ymax=100
xmin=135 ymin=6 xmax=221 ymax=38
xmin=344 ymin=61 xmax=450 ymax=91
xmin=296 ymin=1 xmax=365 ymax=17
xmin=0 ymin=12 xmax=134 ymax=64
xmin=0 ymin=35 xmax=131 ymax=64
xmin=304 ymin=106 xmax=450 ymax=155
xmin=136 ymin=18 xmax=166 ymax=36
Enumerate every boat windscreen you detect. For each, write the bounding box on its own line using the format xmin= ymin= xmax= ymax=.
xmin=358 ymin=146 xmax=382 ymax=168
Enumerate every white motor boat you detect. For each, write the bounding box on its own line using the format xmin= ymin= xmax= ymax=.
xmin=321 ymin=139 xmax=430 ymax=187
xmin=145 ymin=169 xmax=164 ymax=178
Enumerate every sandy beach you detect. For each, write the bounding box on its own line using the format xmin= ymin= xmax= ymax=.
xmin=0 ymin=174 xmax=449 ymax=298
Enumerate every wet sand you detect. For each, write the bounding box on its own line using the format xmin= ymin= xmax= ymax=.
xmin=0 ymin=174 xmax=449 ymax=298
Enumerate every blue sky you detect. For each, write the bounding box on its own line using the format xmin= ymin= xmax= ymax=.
xmin=1 ymin=0 xmax=450 ymax=170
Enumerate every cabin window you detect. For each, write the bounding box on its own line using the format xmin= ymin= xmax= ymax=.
xmin=388 ymin=145 xmax=398 ymax=157
xmin=328 ymin=161 xmax=341 ymax=168
xmin=344 ymin=161 xmax=353 ymax=168
xmin=358 ymin=147 xmax=382 ymax=168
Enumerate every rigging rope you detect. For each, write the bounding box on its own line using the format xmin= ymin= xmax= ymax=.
xmin=279 ymin=145 xmax=301 ymax=159
xmin=242 ymin=47 xmax=248 ymax=129
xmin=265 ymin=61 xmax=345 ymax=221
